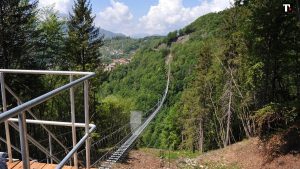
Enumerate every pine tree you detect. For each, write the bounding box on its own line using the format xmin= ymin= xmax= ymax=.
xmin=0 ymin=0 xmax=39 ymax=69
xmin=67 ymin=0 xmax=103 ymax=71
xmin=0 ymin=0 xmax=45 ymax=101
xmin=248 ymin=0 xmax=300 ymax=105
xmin=180 ymin=43 xmax=212 ymax=152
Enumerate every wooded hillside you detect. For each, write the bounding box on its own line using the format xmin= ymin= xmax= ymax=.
xmin=99 ymin=0 xmax=300 ymax=154
xmin=0 ymin=0 xmax=299 ymax=161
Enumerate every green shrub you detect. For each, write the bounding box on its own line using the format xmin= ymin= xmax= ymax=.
xmin=254 ymin=103 xmax=298 ymax=139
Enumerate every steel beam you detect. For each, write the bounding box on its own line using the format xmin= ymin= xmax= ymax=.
xmin=0 ymin=73 xmax=12 ymax=162
xmin=0 ymin=73 xmax=95 ymax=123
xmin=70 ymin=75 xmax=78 ymax=169
xmin=84 ymin=80 xmax=90 ymax=169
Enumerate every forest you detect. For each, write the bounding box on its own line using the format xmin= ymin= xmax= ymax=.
xmin=99 ymin=0 xmax=300 ymax=153
xmin=0 ymin=0 xmax=299 ymax=164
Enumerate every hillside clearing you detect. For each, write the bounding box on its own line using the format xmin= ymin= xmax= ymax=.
xmin=112 ymin=138 xmax=300 ymax=169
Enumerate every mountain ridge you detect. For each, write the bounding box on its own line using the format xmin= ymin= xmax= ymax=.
xmin=99 ymin=28 xmax=127 ymax=39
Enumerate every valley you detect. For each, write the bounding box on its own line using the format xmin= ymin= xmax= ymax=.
xmin=0 ymin=0 xmax=299 ymax=168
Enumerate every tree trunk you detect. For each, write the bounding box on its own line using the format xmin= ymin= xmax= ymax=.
xmin=198 ymin=118 xmax=204 ymax=152
xmin=225 ymin=88 xmax=232 ymax=147
xmin=81 ymin=47 xmax=85 ymax=71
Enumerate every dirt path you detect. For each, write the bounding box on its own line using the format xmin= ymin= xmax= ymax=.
xmin=112 ymin=150 xmax=176 ymax=169
xmin=166 ymin=53 xmax=173 ymax=65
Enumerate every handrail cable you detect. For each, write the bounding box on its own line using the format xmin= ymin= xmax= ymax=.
xmin=97 ymin=63 xmax=171 ymax=168
xmin=91 ymin=123 xmax=142 ymax=167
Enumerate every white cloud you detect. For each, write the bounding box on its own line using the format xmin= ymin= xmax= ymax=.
xmin=40 ymin=0 xmax=233 ymax=36
xmin=39 ymin=0 xmax=73 ymax=14
xmin=95 ymin=0 xmax=134 ymax=34
xmin=138 ymin=0 xmax=233 ymax=35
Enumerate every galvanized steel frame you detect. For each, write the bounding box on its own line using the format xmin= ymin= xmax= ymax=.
xmin=0 ymin=69 xmax=96 ymax=169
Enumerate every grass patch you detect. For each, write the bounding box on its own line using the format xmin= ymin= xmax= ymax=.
xmin=140 ymin=148 xmax=201 ymax=160
xmin=203 ymin=162 xmax=241 ymax=169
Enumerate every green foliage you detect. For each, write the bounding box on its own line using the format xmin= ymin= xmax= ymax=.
xmin=179 ymin=42 xmax=213 ymax=151
xmin=99 ymin=48 xmax=167 ymax=112
xmin=178 ymin=26 xmax=194 ymax=36
xmin=0 ymin=0 xmax=39 ymax=69
xmin=0 ymin=0 xmax=48 ymax=101
xmin=247 ymin=0 xmax=300 ymax=106
xmin=140 ymin=1 xmax=299 ymax=151
xmin=100 ymin=36 xmax=163 ymax=63
xmin=203 ymin=162 xmax=240 ymax=169
xmin=187 ymin=12 xmax=225 ymax=41
xmin=93 ymin=95 xmax=133 ymax=136
xmin=1 ymin=0 xmax=299 ymax=161
xmin=254 ymin=103 xmax=298 ymax=138
xmin=38 ymin=7 xmax=66 ymax=68
xmin=66 ymin=0 xmax=103 ymax=71
xmin=139 ymin=148 xmax=201 ymax=161
xmin=141 ymin=12 xmax=229 ymax=150
xmin=164 ymin=31 xmax=178 ymax=45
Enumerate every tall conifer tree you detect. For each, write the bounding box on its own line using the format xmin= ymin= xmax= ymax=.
xmin=248 ymin=0 xmax=300 ymax=105
xmin=0 ymin=0 xmax=38 ymax=69
xmin=67 ymin=0 xmax=103 ymax=71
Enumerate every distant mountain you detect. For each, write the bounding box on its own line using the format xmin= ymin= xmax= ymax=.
xmin=99 ymin=28 xmax=127 ymax=39
xmin=61 ymin=23 xmax=126 ymax=40
xmin=131 ymin=33 xmax=165 ymax=39
xmin=130 ymin=33 xmax=150 ymax=39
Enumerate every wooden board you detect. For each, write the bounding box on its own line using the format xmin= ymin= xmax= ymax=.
xmin=10 ymin=161 xmax=34 ymax=169
xmin=41 ymin=164 xmax=56 ymax=169
xmin=30 ymin=162 xmax=47 ymax=169
xmin=7 ymin=161 xmax=97 ymax=169
xmin=7 ymin=161 xmax=20 ymax=168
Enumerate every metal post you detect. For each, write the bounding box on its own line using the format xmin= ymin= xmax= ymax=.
xmin=84 ymin=80 xmax=90 ymax=169
xmin=18 ymin=104 xmax=30 ymax=169
xmin=0 ymin=73 xmax=12 ymax=163
xmin=69 ymin=151 xmax=72 ymax=166
xmin=48 ymin=134 xmax=53 ymax=164
xmin=70 ymin=75 xmax=78 ymax=169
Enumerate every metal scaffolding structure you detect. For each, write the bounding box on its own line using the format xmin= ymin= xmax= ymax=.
xmin=0 ymin=69 xmax=96 ymax=169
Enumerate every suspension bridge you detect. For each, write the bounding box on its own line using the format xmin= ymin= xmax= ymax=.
xmin=0 ymin=63 xmax=170 ymax=168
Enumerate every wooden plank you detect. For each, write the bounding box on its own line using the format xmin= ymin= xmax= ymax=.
xmin=11 ymin=161 xmax=34 ymax=169
xmin=30 ymin=162 xmax=47 ymax=169
xmin=41 ymin=164 xmax=56 ymax=169
xmin=7 ymin=161 xmax=20 ymax=169
xmin=8 ymin=161 xmax=98 ymax=169
xmin=12 ymin=161 xmax=23 ymax=169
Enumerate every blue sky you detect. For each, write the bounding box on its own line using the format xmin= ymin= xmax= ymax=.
xmin=90 ymin=0 xmax=202 ymax=17
xmin=90 ymin=0 xmax=159 ymax=17
xmin=38 ymin=0 xmax=232 ymax=36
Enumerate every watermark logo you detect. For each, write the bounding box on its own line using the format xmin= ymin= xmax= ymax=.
xmin=283 ymin=3 xmax=294 ymax=13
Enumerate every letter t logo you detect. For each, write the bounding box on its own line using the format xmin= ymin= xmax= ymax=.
xmin=283 ymin=4 xmax=291 ymax=12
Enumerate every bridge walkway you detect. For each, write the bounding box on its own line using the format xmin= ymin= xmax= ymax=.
xmin=97 ymin=63 xmax=171 ymax=168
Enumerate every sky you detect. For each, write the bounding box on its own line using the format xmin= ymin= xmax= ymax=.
xmin=38 ymin=0 xmax=233 ymax=36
